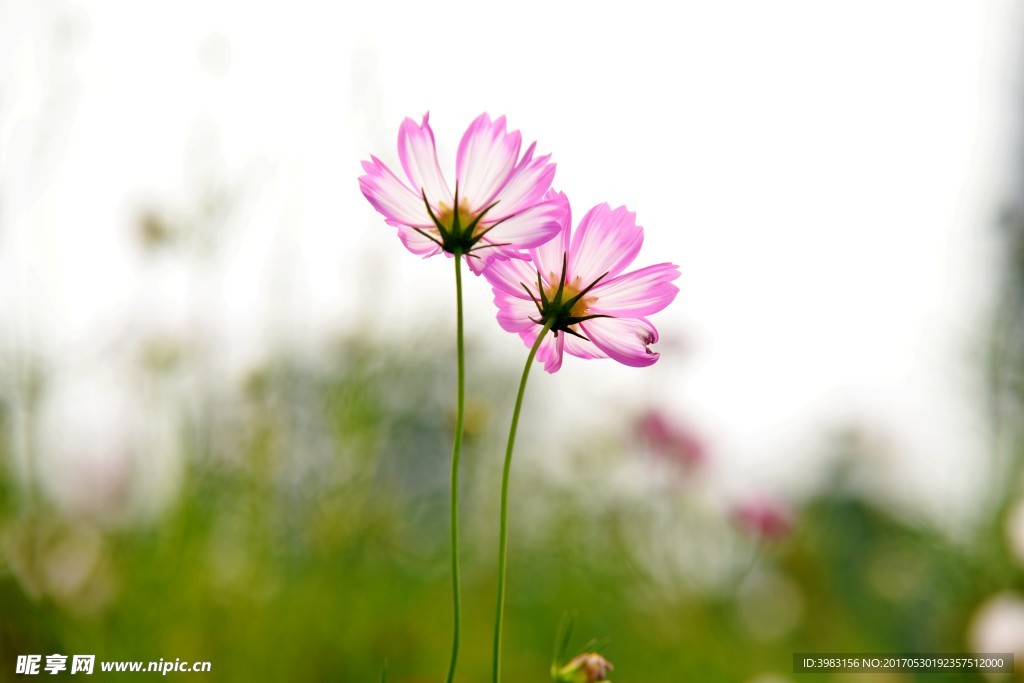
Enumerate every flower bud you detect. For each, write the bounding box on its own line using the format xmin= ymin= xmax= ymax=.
xmin=554 ymin=653 xmax=614 ymax=683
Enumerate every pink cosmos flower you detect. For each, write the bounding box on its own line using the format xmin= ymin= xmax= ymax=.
xmin=359 ymin=113 xmax=564 ymax=273
xmin=484 ymin=195 xmax=680 ymax=372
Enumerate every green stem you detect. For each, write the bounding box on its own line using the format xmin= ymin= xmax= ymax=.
xmin=444 ymin=253 xmax=467 ymax=683
xmin=492 ymin=319 xmax=555 ymax=683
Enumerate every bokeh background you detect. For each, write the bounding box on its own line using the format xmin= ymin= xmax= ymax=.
xmin=2 ymin=1 xmax=1024 ymax=680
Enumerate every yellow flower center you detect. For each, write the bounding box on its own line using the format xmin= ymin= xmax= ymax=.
xmin=543 ymin=275 xmax=597 ymax=318
xmin=436 ymin=201 xmax=485 ymax=237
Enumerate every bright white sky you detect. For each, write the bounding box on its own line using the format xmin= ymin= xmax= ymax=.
xmin=0 ymin=0 xmax=1019 ymax=524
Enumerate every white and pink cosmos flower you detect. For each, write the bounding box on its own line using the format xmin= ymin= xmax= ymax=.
xmin=359 ymin=113 xmax=564 ymax=273
xmin=484 ymin=194 xmax=680 ymax=372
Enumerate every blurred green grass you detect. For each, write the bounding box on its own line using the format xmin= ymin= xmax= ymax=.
xmin=0 ymin=328 xmax=1021 ymax=682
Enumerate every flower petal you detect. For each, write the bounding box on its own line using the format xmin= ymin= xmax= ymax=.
xmin=589 ymin=263 xmax=680 ymax=317
xmin=488 ymin=142 xmax=556 ymax=219
xmin=479 ymin=195 xmax=564 ymax=253
xmin=395 ymin=225 xmax=443 ymax=257
xmin=466 ymin=246 xmax=531 ymax=275
xmin=530 ymin=190 xmax=572 ymax=285
xmin=398 ymin=113 xmax=452 ymax=207
xmin=568 ymin=204 xmax=643 ymax=284
xmin=456 ymin=113 xmax=521 ymax=211
xmin=482 ymin=255 xmax=541 ymax=297
xmin=519 ymin=326 xmax=564 ymax=373
xmin=539 ymin=330 xmax=565 ymax=373
xmin=581 ymin=317 xmax=660 ymax=367
xmin=562 ymin=330 xmax=608 ymax=360
xmin=492 ymin=290 xmax=540 ymax=332
xmin=465 ymin=251 xmax=492 ymax=276
xmin=359 ymin=156 xmax=433 ymax=228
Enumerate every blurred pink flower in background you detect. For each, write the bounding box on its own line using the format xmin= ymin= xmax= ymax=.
xmin=733 ymin=494 xmax=796 ymax=541
xmin=484 ymin=198 xmax=679 ymax=372
xmin=359 ymin=113 xmax=564 ymax=273
xmin=635 ymin=408 xmax=707 ymax=470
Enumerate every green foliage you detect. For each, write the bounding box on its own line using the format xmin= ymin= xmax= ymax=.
xmin=0 ymin=326 xmax=1021 ymax=682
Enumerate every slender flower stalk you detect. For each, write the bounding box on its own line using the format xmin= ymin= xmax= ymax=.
xmin=445 ymin=250 xmax=466 ymax=683
xmin=486 ymin=194 xmax=679 ymax=683
xmin=492 ymin=316 xmax=554 ymax=683
xmin=359 ymin=113 xmax=562 ymax=683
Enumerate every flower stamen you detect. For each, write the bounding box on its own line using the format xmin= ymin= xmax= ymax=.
xmin=523 ymin=252 xmax=613 ymax=337
xmin=423 ymin=185 xmax=512 ymax=255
